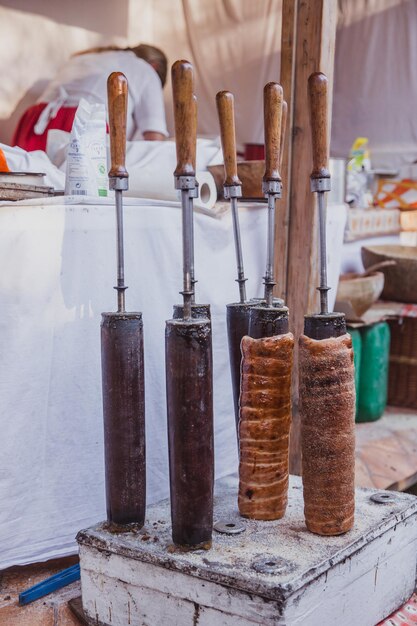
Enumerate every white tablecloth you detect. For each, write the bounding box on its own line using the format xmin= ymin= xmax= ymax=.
xmin=0 ymin=196 xmax=346 ymax=568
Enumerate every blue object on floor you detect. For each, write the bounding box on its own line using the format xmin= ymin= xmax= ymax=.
xmin=18 ymin=563 xmax=80 ymax=606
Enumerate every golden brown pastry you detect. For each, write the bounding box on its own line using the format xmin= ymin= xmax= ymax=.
xmin=238 ymin=333 xmax=294 ymax=520
xmin=299 ymin=333 xmax=355 ymax=536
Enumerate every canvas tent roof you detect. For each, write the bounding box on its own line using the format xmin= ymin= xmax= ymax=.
xmin=0 ymin=0 xmax=414 ymax=168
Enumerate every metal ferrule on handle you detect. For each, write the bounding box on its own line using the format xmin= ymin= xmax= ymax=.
xmin=262 ymin=179 xmax=282 ymax=197
xmin=310 ymin=177 xmax=331 ymax=193
xmin=223 ymin=184 xmax=242 ymax=200
xmin=109 ymin=177 xmax=129 ymax=192
xmin=174 ymin=174 xmax=198 ymax=194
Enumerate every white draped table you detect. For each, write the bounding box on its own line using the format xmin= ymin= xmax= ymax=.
xmin=0 ymin=196 xmax=345 ymax=568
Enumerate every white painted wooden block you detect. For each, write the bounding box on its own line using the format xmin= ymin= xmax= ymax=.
xmin=77 ymin=476 xmax=417 ymax=626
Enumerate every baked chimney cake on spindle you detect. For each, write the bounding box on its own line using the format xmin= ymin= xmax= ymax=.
xmin=238 ymin=82 xmax=294 ymax=521
xmin=299 ymin=72 xmax=355 ymax=536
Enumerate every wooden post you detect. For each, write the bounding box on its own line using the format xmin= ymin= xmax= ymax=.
xmin=274 ymin=0 xmax=297 ymax=303
xmin=277 ymin=0 xmax=337 ymax=474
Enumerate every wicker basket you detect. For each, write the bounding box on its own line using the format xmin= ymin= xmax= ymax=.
xmin=362 ymin=245 xmax=417 ymax=303
xmin=388 ymin=317 xmax=417 ymax=408
xmin=208 ymin=161 xmax=264 ymax=199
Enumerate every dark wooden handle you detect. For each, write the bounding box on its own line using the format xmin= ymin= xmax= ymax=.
xmin=216 ymin=91 xmax=241 ymax=187
xmin=308 ymin=72 xmax=330 ymax=179
xmin=279 ymin=100 xmax=288 ymax=173
xmin=172 ymin=60 xmax=196 ymax=177
xmin=263 ymin=82 xmax=283 ymax=182
xmin=107 ymin=72 xmax=128 ymax=179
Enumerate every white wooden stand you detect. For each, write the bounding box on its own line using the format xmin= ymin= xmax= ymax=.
xmin=77 ymin=476 xmax=417 ymax=626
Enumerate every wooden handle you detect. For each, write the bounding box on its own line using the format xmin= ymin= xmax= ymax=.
xmin=279 ymin=100 xmax=288 ymax=173
xmin=216 ymin=91 xmax=241 ymax=187
xmin=172 ymin=60 xmax=196 ymax=177
xmin=107 ymin=72 xmax=128 ymax=179
xmin=263 ymin=82 xmax=283 ymax=182
xmin=308 ymin=72 xmax=330 ymax=179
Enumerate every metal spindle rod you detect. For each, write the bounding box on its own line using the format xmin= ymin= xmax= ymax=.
xmin=230 ymin=197 xmax=247 ymax=303
xmin=317 ymin=193 xmax=329 ymax=315
xmin=115 ymin=190 xmax=126 ymax=313
xmin=189 ymin=195 xmax=196 ymax=303
xmin=264 ymin=195 xmax=276 ymax=307
xmin=182 ymin=188 xmax=193 ymax=320
xmin=262 ymin=82 xmax=283 ymax=309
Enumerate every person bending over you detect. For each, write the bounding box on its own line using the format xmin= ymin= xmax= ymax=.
xmin=12 ymin=43 xmax=168 ymax=151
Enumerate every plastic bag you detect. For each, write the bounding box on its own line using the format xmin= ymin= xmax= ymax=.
xmin=65 ymin=98 xmax=107 ymax=197
xmin=346 ymin=137 xmax=373 ymax=208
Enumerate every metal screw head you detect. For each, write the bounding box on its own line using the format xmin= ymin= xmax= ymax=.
xmin=213 ymin=520 xmax=246 ymax=535
xmin=370 ymin=492 xmax=397 ymax=504
xmin=251 ymin=556 xmax=295 ymax=575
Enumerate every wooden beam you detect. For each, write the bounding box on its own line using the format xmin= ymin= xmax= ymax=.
xmin=281 ymin=0 xmax=337 ymax=474
xmin=274 ymin=0 xmax=297 ymax=302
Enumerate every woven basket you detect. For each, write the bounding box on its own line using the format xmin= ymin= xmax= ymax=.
xmin=388 ymin=317 xmax=417 ymax=408
xmin=362 ymin=245 xmax=417 ymax=303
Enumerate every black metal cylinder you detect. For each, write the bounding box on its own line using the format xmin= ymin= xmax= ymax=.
xmin=226 ymin=302 xmax=252 ymax=430
xmin=304 ymin=312 xmax=346 ymax=339
xmin=173 ymin=303 xmax=211 ymax=320
xmin=101 ymin=312 xmax=146 ymax=527
xmin=165 ymin=318 xmax=214 ymax=549
xmin=248 ymin=304 xmax=289 ymax=339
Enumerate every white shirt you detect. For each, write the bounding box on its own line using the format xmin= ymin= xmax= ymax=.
xmin=37 ymin=51 xmax=168 ymax=140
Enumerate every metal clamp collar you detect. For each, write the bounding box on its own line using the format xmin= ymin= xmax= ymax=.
xmin=310 ymin=177 xmax=331 ymax=193
xmin=223 ymin=184 xmax=242 ymax=200
xmin=262 ymin=179 xmax=282 ymax=198
xmin=109 ymin=177 xmax=129 ymax=191
xmin=175 ymin=175 xmax=199 ymax=198
xmin=175 ymin=175 xmax=196 ymax=190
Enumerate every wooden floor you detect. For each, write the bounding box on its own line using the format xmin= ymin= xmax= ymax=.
xmin=355 ymin=406 xmax=417 ymax=491
xmin=0 ymin=556 xmax=82 ymax=625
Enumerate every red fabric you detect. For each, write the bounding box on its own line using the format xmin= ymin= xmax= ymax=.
xmin=244 ymin=143 xmax=265 ymax=161
xmin=12 ymin=103 xmax=78 ymax=152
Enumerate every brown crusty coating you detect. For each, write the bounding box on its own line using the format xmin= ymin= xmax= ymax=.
xmin=238 ymin=333 xmax=294 ymax=520
xmin=299 ymin=333 xmax=355 ymax=536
